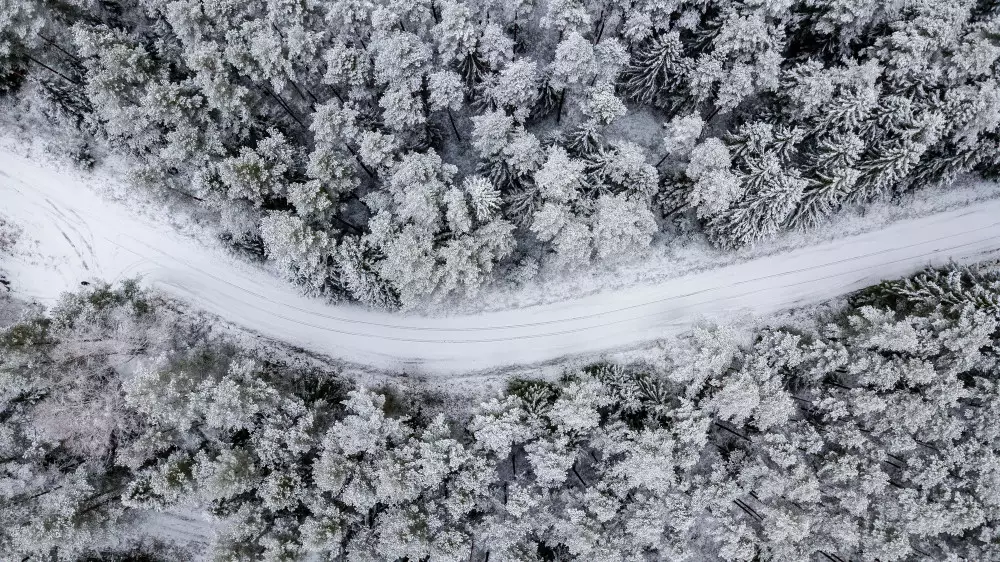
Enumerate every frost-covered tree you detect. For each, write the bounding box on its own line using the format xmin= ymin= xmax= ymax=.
xmin=5 ymin=0 xmax=1000 ymax=302
xmin=591 ymin=193 xmax=657 ymax=262
xmin=707 ymin=153 xmax=807 ymax=248
xmin=259 ymin=211 xmax=338 ymax=296
xmin=5 ymin=262 xmax=1000 ymax=559
xmin=362 ymin=150 xmax=515 ymax=306
xmin=662 ymin=113 xmax=704 ymax=159
xmin=215 ymin=129 xmax=295 ymax=206
xmin=0 ymin=282 xmax=171 ymax=559
xmin=619 ymin=31 xmax=692 ymax=109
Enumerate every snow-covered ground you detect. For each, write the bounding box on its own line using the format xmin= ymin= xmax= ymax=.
xmin=136 ymin=509 xmax=215 ymax=554
xmin=3 ymin=147 xmax=1000 ymax=374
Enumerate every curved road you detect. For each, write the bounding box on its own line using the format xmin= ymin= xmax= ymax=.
xmin=3 ymin=149 xmax=1000 ymax=374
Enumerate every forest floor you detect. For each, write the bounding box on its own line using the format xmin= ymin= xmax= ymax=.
xmin=3 ymin=145 xmax=1000 ymax=375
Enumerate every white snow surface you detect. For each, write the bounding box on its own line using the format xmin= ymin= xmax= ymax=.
xmin=137 ymin=509 xmax=215 ymax=555
xmin=3 ymin=148 xmax=1000 ymax=374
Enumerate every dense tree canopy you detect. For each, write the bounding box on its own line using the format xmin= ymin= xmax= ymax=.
xmin=3 ymin=262 xmax=999 ymax=560
xmin=2 ymin=0 xmax=998 ymax=308
xmin=3 ymin=3 xmax=999 ymax=557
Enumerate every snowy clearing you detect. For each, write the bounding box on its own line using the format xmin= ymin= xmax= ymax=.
xmin=3 ymin=148 xmax=999 ymax=374
xmin=137 ymin=509 xmax=215 ymax=554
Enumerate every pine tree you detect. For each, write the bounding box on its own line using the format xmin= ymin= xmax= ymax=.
xmin=661 ymin=113 xmax=704 ymax=159
xmin=791 ymin=132 xmax=864 ymax=226
xmin=591 ymin=193 xmax=657 ymax=263
xmin=707 ymin=153 xmax=806 ymax=248
xmin=619 ymin=31 xmax=691 ymax=108
xmin=584 ymin=140 xmax=659 ymax=196
xmin=852 ymin=137 xmax=928 ymax=202
xmin=480 ymin=58 xmax=539 ymax=119
xmin=259 ymin=211 xmax=338 ymax=296
xmin=685 ymin=137 xmax=742 ymax=218
xmin=853 ymin=262 xmax=1000 ymax=316
xmin=335 ymin=237 xmax=399 ymax=309
xmin=216 ymin=129 xmax=295 ymax=206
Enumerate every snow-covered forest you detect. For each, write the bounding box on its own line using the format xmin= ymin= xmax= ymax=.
xmin=3 ymin=1 xmax=1000 ymax=560
xmin=2 ymin=261 xmax=1000 ymax=560
xmin=3 ymin=0 xmax=999 ymax=308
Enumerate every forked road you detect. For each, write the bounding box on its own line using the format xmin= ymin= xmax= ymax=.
xmin=3 ymin=149 xmax=1000 ymax=374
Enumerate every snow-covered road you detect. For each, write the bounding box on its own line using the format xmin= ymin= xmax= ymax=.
xmin=3 ymin=149 xmax=1000 ymax=374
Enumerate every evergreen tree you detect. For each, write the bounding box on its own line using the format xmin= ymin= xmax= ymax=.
xmin=619 ymin=31 xmax=691 ymax=109
xmin=4 ymin=0 xmax=1000 ymax=300
xmin=707 ymin=153 xmax=806 ymax=249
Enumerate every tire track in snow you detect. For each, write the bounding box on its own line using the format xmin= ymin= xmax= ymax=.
xmin=46 ymin=198 xmax=98 ymax=259
xmin=45 ymin=198 xmax=97 ymax=268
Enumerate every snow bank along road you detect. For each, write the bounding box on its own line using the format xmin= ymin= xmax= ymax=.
xmin=3 ymin=149 xmax=1000 ymax=374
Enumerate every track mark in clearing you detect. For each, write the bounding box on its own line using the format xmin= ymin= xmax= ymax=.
xmin=75 ymin=228 xmax=97 ymax=259
xmin=44 ymin=198 xmax=91 ymax=270
xmin=67 ymin=207 xmax=99 ymax=253
xmin=58 ymin=230 xmax=90 ymax=271
xmin=45 ymin=198 xmax=97 ymax=260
